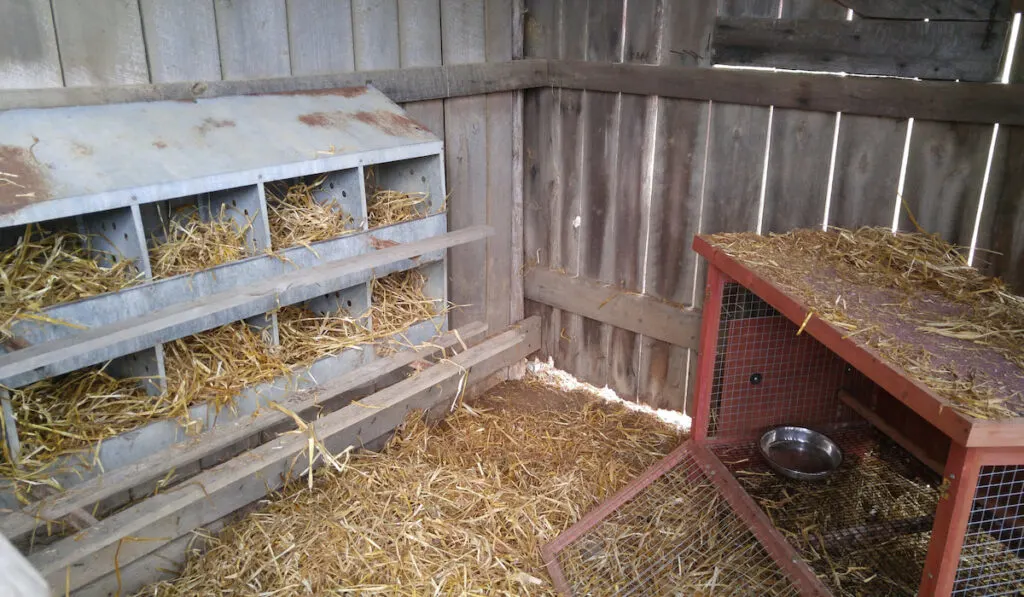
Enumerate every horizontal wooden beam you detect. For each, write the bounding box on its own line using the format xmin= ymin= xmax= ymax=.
xmin=0 ymin=60 xmax=549 ymax=111
xmin=838 ymin=389 xmax=945 ymax=474
xmin=714 ymin=18 xmax=1007 ymax=82
xmin=29 ymin=316 xmax=541 ymax=592
xmin=0 ymin=225 xmax=492 ymax=385
xmin=836 ymin=0 xmax=1012 ymax=20
xmin=0 ymin=322 xmax=487 ymax=544
xmin=524 ymin=268 xmax=701 ymax=350
xmin=548 ymin=60 xmax=1024 ymax=125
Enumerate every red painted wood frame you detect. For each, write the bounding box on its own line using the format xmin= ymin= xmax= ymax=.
xmin=691 ymin=264 xmax=726 ymax=441
xmin=692 ymin=236 xmax=1024 ymax=448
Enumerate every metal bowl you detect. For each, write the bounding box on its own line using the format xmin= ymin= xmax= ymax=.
xmin=759 ymin=426 xmax=842 ymax=481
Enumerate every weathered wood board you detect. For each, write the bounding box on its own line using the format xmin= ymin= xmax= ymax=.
xmin=714 ymin=18 xmax=1008 ymax=82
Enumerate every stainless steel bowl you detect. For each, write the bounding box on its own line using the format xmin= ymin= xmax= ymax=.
xmin=759 ymin=426 xmax=842 ymax=481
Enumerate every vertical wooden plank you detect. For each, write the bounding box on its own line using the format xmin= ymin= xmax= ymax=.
xmin=546 ymin=0 xmax=587 ymax=378
xmin=899 ymin=121 xmax=991 ymax=245
xmin=140 ymin=0 xmax=221 ymax=83
xmin=828 ymin=114 xmax=906 ymax=228
xmin=398 ymin=0 xmax=443 ymax=135
xmin=574 ymin=0 xmax=624 ymax=390
xmin=484 ymin=0 xmax=514 ymax=339
xmin=523 ymin=0 xmax=560 ymax=359
xmin=637 ymin=0 xmax=715 ymax=413
xmin=762 ymin=0 xmax=847 ymax=235
xmin=510 ymin=0 xmax=526 ymax=362
xmin=441 ymin=0 xmax=488 ymax=329
xmin=51 ymin=0 xmax=150 ymax=86
xmin=352 ymin=0 xmax=400 ymax=70
xmin=983 ymin=39 xmax=1024 ymax=291
xmin=762 ymin=110 xmax=835 ymax=233
xmin=214 ymin=0 xmax=290 ymax=79
xmin=0 ymin=0 xmax=62 ymax=89
xmin=286 ymin=0 xmax=356 ymax=75
xmin=700 ymin=103 xmax=770 ymax=235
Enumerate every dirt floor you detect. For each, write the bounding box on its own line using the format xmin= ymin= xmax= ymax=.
xmin=138 ymin=377 xmax=684 ymax=596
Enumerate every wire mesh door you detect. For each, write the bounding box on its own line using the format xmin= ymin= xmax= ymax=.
xmin=952 ymin=463 xmax=1024 ymax=596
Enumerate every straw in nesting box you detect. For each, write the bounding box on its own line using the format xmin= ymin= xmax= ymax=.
xmin=365 ymin=167 xmax=429 ymax=228
xmin=163 ymin=319 xmax=289 ymax=414
xmin=371 ymin=269 xmax=446 ymax=340
xmin=0 ymin=366 xmax=173 ymax=500
xmin=706 ymin=227 xmax=1024 ymax=419
xmin=266 ymin=176 xmax=358 ymax=249
xmin=0 ymin=223 xmax=141 ymax=342
xmin=149 ymin=205 xmax=253 ymax=279
xmin=137 ymin=384 xmax=682 ymax=595
xmin=276 ymin=305 xmax=374 ymax=366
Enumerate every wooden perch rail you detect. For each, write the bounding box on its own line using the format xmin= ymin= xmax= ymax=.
xmin=30 ymin=316 xmax=541 ymax=594
xmin=0 ymin=323 xmax=487 ymax=544
xmin=524 ymin=267 xmax=702 ymax=351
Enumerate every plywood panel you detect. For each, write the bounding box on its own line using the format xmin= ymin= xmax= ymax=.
xmin=0 ymin=0 xmax=62 ymax=89
xmin=899 ymin=120 xmax=991 ymax=246
xmin=762 ymin=109 xmax=834 ymax=233
xmin=52 ymin=0 xmax=149 ymax=86
xmin=352 ymin=0 xmax=399 ymax=70
xmin=828 ymin=114 xmax=906 ymax=229
xmin=140 ymin=0 xmax=221 ymax=83
xmin=637 ymin=0 xmax=715 ymax=412
xmin=286 ymin=0 xmax=356 ymax=75
xmin=214 ymin=0 xmax=291 ymax=79
xmin=442 ymin=0 xmax=487 ymax=328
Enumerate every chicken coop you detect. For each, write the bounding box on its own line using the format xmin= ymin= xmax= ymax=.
xmin=1 ymin=0 xmax=1024 ymax=595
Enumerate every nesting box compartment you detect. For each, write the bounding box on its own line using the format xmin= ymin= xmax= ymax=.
xmin=0 ymin=87 xmax=453 ymax=516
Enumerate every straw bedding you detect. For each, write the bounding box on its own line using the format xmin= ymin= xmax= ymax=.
xmin=0 ymin=224 xmax=140 ymax=343
xmin=2 ymin=267 xmax=441 ymax=489
xmin=706 ymin=228 xmax=1024 ymax=419
xmin=149 ymin=206 xmax=253 ymax=279
xmin=365 ymin=167 xmax=430 ymax=229
xmin=137 ymin=383 xmax=682 ymax=596
xmin=266 ymin=176 xmax=358 ymax=249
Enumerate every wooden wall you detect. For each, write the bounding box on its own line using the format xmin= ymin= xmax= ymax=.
xmin=0 ymin=0 xmax=523 ymax=343
xmin=524 ymin=0 xmax=1021 ymax=413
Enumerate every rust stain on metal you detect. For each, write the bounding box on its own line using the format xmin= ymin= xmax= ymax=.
xmin=274 ymin=87 xmax=367 ymax=98
xmin=355 ymin=110 xmax=432 ymax=138
xmin=369 ymin=236 xmax=400 ymax=250
xmin=153 ymin=141 xmax=168 ymax=149
xmin=0 ymin=145 xmax=49 ymax=215
xmin=195 ymin=117 xmax=236 ymax=135
xmin=298 ymin=111 xmax=352 ymax=128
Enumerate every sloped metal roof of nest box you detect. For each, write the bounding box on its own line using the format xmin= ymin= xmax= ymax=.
xmin=0 ymin=86 xmax=441 ymax=226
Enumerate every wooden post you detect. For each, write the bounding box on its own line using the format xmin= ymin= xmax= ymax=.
xmin=691 ymin=263 xmax=725 ymax=442
xmin=920 ymin=443 xmax=983 ymax=595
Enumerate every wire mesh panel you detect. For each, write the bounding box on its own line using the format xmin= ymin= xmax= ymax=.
xmin=953 ymin=464 xmax=1024 ymax=596
xmin=547 ymin=445 xmax=801 ymax=597
xmin=709 ymin=283 xmax=858 ymax=440
xmin=712 ymin=427 xmax=940 ymax=596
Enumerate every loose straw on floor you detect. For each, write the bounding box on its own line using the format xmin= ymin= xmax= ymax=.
xmin=137 ymin=384 xmax=682 ymax=596
xmin=266 ymin=176 xmax=358 ymax=249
